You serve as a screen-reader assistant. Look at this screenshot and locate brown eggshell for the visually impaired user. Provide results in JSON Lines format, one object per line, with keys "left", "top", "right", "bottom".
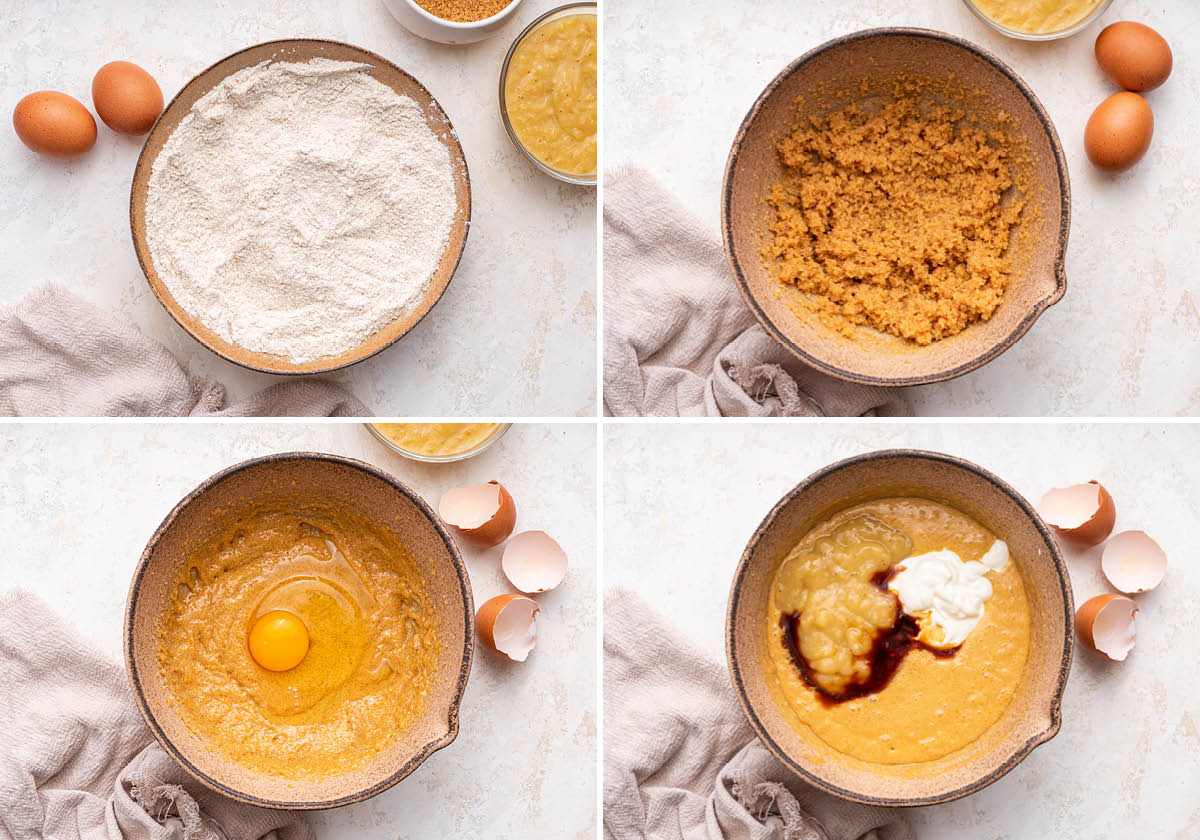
{"left": 1095, "top": 22, "right": 1173, "bottom": 93}
{"left": 1101, "top": 530, "right": 1167, "bottom": 593}
{"left": 12, "top": 91, "right": 97, "bottom": 158}
{"left": 475, "top": 593, "right": 539, "bottom": 662}
{"left": 92, "top": 60, "right": 163, "bottom": 134}
{"left": 438, "top": 480, "right": 516, "bottom": 548}
{"left": 501, "top": 530, "right": 568, "bottom": 593}
{"left": 1075, "top": 593, "right": 1137, "bottom": 661}
{"left": 1039, "top": 480, "right": 1116, "bottom": 545}
{"left": 1084, "top": 92, "right": 1153, "bottom": 173}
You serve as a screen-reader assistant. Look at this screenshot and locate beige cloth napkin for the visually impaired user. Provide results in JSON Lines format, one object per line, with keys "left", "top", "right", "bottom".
{"left": 0, "top": 286, "right": 368, "bottom": 417}
{"left": 604, "top": 588, "right": 913, "bottom": 840}
{"left": 0, "top": 590, "right": 314, "bottom": 840}
{"left": 603, "top": 167, "right": 909, "bottom": 417}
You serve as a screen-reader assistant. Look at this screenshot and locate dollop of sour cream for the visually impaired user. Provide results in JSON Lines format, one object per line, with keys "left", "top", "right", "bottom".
{"left": 887, "top": 540, "right": 1009, "bottom": 648}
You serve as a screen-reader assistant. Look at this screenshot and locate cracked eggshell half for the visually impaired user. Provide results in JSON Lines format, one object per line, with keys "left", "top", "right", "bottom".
{"left": 501, "top": 530, "right": 568, "bottom": 593}
{"left": 476, "top": 594, "right": 539, "bottom": 662}
{"left": 1101, "top": 530, "right": 1167, "bottom": 593}
{"left": 1076, "top": 593, "right": 1138, "bottom": 661}
{"left": 1039, "top": 481, "right": 1116, "bottom": 546}
{"left": 438, "top": 481, "right": 517, "bottom": 548}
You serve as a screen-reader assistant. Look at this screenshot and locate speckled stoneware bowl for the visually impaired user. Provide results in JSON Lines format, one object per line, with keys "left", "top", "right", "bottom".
{"left": 130, "top": 39, "right": 471, "bottom": 375}
{"left": 726, "top": 449, "right": 1073, "bottom": 805}
{"left": 723, "top": 28, "right": 1070, "bottom": 387}
{"left": 124, "top": 453, "right": 473, "bottom": 809}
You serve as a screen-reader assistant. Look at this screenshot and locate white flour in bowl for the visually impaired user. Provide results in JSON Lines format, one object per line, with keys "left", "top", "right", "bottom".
{"left": 145, "top": 57, "right": 458, "bottom": 364}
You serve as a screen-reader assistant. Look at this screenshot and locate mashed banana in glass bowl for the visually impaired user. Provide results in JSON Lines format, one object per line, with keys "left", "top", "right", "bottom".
{"left": 963, "top": 0, "right": 1112, "bottom": 39}
{"left": 500, "top": 3, "right": 597, "bottom": 183}
{"left": 367, "top": 422, "right": 509, "bottom": 462}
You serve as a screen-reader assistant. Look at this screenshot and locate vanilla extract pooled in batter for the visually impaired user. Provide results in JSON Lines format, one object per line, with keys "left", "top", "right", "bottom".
{"left": 766, "top": 498, "right": 1031, "bottom": 765}
{"left": 779, "top": 567, "right": 959, "bottom": 706}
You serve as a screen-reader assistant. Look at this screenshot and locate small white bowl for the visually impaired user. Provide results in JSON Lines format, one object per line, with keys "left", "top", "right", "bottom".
{"left": 382, "top": 0, "right": 524, "bottom": 45}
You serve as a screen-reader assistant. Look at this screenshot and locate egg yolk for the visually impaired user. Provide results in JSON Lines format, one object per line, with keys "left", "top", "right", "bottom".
{"left": 248, "top": 610, "right": 310, "bottom": 671}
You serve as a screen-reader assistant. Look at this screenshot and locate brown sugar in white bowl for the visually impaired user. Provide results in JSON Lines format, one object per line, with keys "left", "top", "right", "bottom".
{"left": 722, "top": 28, "right": 1070, "bottom": 387}
{"left": 129, "top": 39, "right": 471, "bottom": 376}
{"left": 726, "top": 449, "right": 1073, "bottom": 805}
{"left": 123, "top": 452, "right": 473, "bottom": 809}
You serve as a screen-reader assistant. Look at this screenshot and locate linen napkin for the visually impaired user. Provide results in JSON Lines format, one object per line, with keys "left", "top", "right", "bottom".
{"left": 603, "top": 588, "right": 913, "bottom": 840}
{"left": 0, "top": 590, "right": 314, "bottom": 840}
{"left": 0, "top": 286, "right": 368, "bottom": 417}
{"left": 603, "top": 167, "right": 909, "bottom": 417}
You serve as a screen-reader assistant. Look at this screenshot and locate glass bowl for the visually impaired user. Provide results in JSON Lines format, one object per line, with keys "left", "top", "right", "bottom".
{"left": 498, "top": 2, "right": 597, "bottom": 185}
{"left": 961, "top": 0, "right": 1114, "bottom": 41}
{"left": 365, "top": 423, "right": 512, "bottom": 463}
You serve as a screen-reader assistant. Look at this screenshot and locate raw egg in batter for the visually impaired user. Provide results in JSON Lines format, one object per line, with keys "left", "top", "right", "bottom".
{"left": 248, "top": 610, "right": 310, "bottom": 671}
{"left": 159, "top": 503, "right": 439, "bottom": 780}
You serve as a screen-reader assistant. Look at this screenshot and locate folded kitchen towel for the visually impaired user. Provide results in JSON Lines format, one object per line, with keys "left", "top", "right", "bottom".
{"left": 0, "top": 590, "right": 314, "bottom": 840}
{"left": 603, "top": 588, "right": 913, "bottom": 840}
{"left": 603, "top": 166, "right": 909, "bottom": 417}
{"left": 0, "top": 285, "right": 368, "bottom": 417}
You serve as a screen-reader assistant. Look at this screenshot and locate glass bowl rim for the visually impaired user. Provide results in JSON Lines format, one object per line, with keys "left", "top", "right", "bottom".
{"left": 959, "top": 0, "right": 1115, "bottom": 41}
{"left": 365, "top": 422, "right": 513, "bottom": 463}
{"left": 498, "top": 1, "right": 598, "bottom": 186}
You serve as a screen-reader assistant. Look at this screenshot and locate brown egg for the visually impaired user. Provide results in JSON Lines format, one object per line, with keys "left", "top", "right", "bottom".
{"left": 438, "top": 480, "right": 517, "bottom": 548}
{"left": 475, "top": 594, "right": 539, "bottom": 662}
{"left": 1076, "top": 594, "right": 1137, "bottom": 661}
{"left": 1084, "top": 92, "right": 1153, "bottom": 173}
{"left": 1039, "top": 480, "right": 1116, "bottom": 546}
{"left": 1095, "top": 22, "right": 1173, "bottom": 93}
{"left": 92, "top": 60, "right": 163, "bottom": 135}
{"left": 12, "top": 91, "right": 97, "bottom": 158}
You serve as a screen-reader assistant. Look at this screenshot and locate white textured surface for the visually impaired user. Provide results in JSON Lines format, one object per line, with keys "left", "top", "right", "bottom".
{"left": 2, "top": 0, "right": 596, "bottom": 416}
{"left": 605, "top": 422, "right": 1200, "bottom": 836}
{"left": 0, "top": 422, "right": 596, "bottom": 838}
{"left": 605, "top": 0, "right": 1200, "bottom": 417}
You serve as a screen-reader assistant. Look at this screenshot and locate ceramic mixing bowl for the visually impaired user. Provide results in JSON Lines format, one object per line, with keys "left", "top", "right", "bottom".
{"left": 726, "top": 449, "right": 1073, "bottom": 805}
{"left": 723, "top": 28, "right": 1070, "bottom": 386}
{"left": 131, "top": 39, "right": 471, "bottom": 376}
{"left": 124, "top": 452, "right": 473, "bottom": 808}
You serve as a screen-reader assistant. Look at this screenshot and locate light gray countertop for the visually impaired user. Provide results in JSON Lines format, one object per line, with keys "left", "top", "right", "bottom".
{"left": 605, "top": 0, "right": 1200, "bottom": 416}
{"left": 1, "top": 422, "right": 596, "bottom": 838}
{"left": 4, "top": 0, "right": 596, "bottom": 416}
{"left": 605, "top": 422, "right": 1199, "bottom": 837}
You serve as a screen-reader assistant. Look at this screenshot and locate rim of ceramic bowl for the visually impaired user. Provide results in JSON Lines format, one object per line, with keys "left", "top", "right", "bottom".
{"left": 721, "top": 27, "right": 1071, "bottom": 387}
{"left": 961, "top": 0, "right": 1115, "bottom": 41}
{"left": 365, "top": 422, "right": 512, "bottom": 463}
{"left": 123, "top": 451, "right": 474, "bottom": 809}
{"left": 498, "top": 2, "right": 598, "bottom": 186}
{"left": 726, "top": 448, "right": 1074, "bottom": 806}
{"left": 401, "top": 0, "right": 524, "bottom": 30}
{"left": 130, "top": 38, "right": 472, "bottom": 376}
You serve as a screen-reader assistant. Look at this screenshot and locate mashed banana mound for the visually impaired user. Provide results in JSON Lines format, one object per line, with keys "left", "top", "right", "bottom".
{"left": 762, "top": 96, "right": 1024, "bottom": 345}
